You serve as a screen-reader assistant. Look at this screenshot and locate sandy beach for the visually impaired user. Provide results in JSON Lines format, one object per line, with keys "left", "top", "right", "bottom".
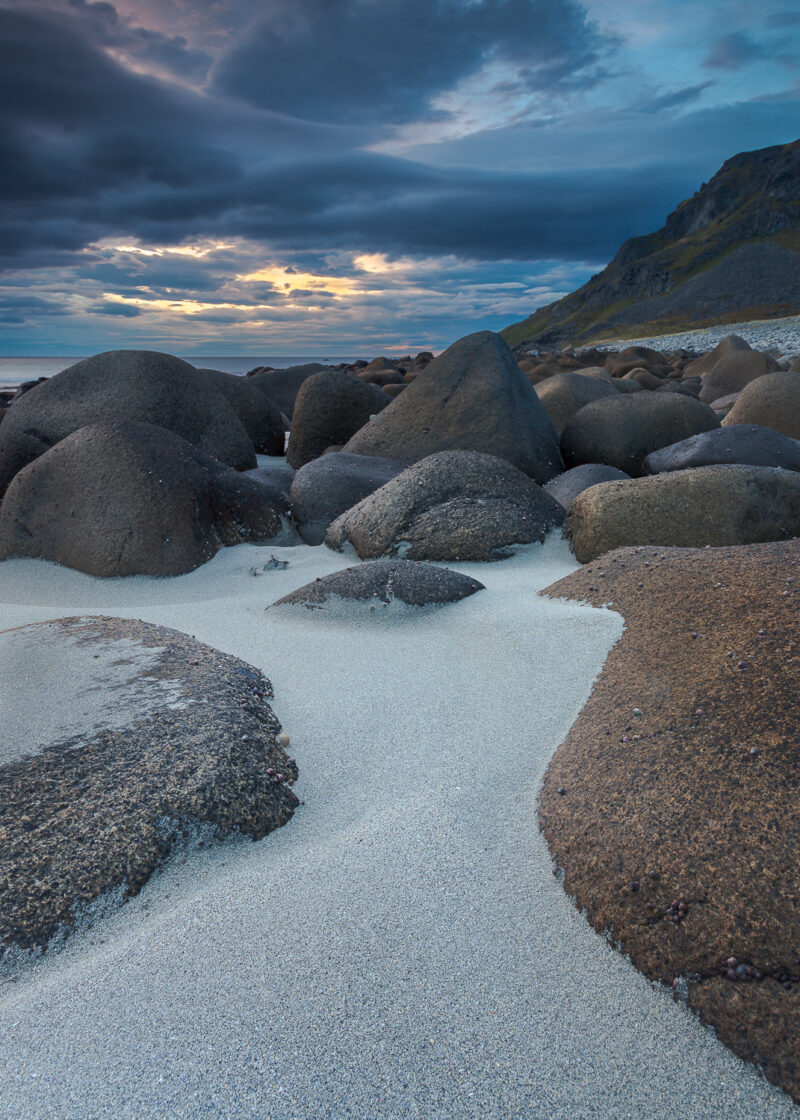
{"left": 0, "top": 533, "right": 795, "bottom": 1119}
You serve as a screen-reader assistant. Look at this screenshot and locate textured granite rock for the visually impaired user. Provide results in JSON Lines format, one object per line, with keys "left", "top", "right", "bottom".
{"left": 270, "top": 558, "right": 484, "bottom": 609}
{"left": 286, "top": 369, "right": 390, "bottom": 469}
{"left": 565, "top": 465, "right": 800, "bottom": 562}
{"left": 539, "top": 539, "right": 800, "bottom": 1102}
{"left": 0, "top": 616, "right": 298, "bottom": 955}
{"left": 326, "top": 450, "right": 565, "bottom": 562}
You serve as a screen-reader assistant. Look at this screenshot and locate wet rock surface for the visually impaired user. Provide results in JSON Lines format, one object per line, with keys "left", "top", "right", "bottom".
{"left": 539, "top": 539, "right": 800, "bottom": 1101}
{"left": 270, "top": 558, "right": 484, "bottom": 609}
{"left": 0, "top": 616, "right": 298, "bottom": 956}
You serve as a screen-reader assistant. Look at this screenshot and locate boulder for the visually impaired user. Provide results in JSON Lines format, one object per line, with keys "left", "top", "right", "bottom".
{"left": 290, "top": 452, "right": 408, "bottom": 545}
{"left": 247, "top": 363, "right": 329, "bottom": 418}
{"left": 622, "top": 368, "right": 664, "bottom": 390}
{"left": 698, "top": 350, "right": 778, "bottom": 404}
{"left": 605, "top": 346, "right": 672, "bottom": 378}
{"left": 382, "top": 383, "right": 407, "bottom": 399}
{"left": 270, "top": 558, "right": 484, "bottom": 610}
{"left": 195, "top": 368, "right": 285, "bottom": 455}
{"left": 0, "top": 421, "right": 287, "bottom": 577}
{"left": 242, "top": 463, "right": 295, "bottom": 512}
{"left": 722, "top": 371, "right": 800, "bottom": 439}
{"left": 357, "top": 366, "right": 405, "bottom": 386}
{"left": 643, "top": 425, "right": 800, "bottom": 475}
{"left": 342, "top": 331, "right": 563, "bottom": 484}
{"left": 326, "top": 450, "right": 565, "bottom": 562}
{"left": 684, "top": 334, "right": 753, "bottom": 378}
{"left": 539, "top": 539, "right": 800, "bottom": 1101}
{"left": 544, "top": 464, "right": 631, "bottom": 510}
{"left": 534, "top": 373, "right": 619, "bottom": 435}
{"left": 0, "top": 616, "right": 297, "bottom": 953}
{"left": 286, "top": 369, "right": 390, "bottom": 470}
{"left": 565, "top": 465, "right": 800, "bottom": 562}
{"left": 560, "top": 392, "right": 720, "bottom": 477}
{"left": 0, "top": 350, "right": 257, "bottom": 496}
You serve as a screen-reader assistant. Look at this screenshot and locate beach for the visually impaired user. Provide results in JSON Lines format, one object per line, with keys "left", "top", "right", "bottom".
{"left": 0, "top": 533, "right": 795, "bottom": 1119}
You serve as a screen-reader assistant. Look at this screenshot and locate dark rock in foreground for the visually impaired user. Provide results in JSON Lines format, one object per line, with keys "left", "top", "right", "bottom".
{"left": 565, "top": 465, "right": 800, "bottom": 562}
{"left": 290, "top": 452, "right": 406, "bottom": 545}
{"left": 326, "top": 450, "right": 565, "bottom": 562}
{"left": 195, "top": 367, "right": 285, "bottom": 456}
{"left": 644, "top": 425, "right": 800, "bottom": 474}
{"left": 0, "top": 421, "right": 286, "bottom": 576}
{"left": 539, "top": 539, "right": 800, "bottom": 1102}
{"left": 0, "top": 350, "right": 259, "bottom": 496}
{"left": 0, "top": 616, "right": 298, "bottom": 955}
{"left": 343, "top": 331, "right": 563, "bottom": 484}
{"left": 271, "top": 559, "right": 484, "bottom": 609}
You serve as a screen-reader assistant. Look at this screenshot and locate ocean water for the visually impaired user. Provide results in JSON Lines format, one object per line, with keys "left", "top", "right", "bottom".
{"left": 0, "top": 356, "right": 359, "bottom": 390}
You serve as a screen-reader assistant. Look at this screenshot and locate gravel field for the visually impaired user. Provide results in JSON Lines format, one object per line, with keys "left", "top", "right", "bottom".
{"left": 583, "top": 315, "right": 800, "bottom": 358}
{"left": 0, "top": 536, "right": 797, "bottom": 1119}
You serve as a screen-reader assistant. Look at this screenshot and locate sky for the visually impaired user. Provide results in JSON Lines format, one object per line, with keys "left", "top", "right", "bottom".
{"left": 1, "top": 0, "right": 799, "bottom": 356}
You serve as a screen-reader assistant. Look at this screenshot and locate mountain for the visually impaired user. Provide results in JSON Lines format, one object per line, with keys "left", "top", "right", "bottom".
{"left": 503, "top": 140, "right": 800, "bottom": 349}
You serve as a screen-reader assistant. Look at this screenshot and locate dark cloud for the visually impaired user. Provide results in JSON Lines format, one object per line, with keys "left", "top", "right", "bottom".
{"left": 703, "top": 31, "right": 766, "bottom": 71}
{"left": 212, "top": 0, "right": 610, "bottom": 125}
{"left": 640, "top": 82, "right": 714, "bottom": 114}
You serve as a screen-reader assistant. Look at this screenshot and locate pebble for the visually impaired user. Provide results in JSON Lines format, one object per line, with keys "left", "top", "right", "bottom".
{"left": 581, "top": 315, "right": 800, "bottom": 356}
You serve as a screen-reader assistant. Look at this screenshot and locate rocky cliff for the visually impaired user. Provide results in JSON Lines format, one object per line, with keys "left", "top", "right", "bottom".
{"left": 503, "top": 140, "right": 800, "bottom": 348}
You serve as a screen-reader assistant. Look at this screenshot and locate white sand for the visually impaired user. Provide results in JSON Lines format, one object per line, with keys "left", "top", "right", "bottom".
{"left": 0, "top": 537, "right": 795, "bottom": 1119}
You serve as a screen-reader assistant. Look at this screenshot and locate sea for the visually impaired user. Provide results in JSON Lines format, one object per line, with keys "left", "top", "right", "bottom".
{"left": 0, "top": 356, "right": 360, "bottom": 390}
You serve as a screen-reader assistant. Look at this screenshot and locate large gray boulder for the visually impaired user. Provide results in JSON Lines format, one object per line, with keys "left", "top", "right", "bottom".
{"left": 326, "top": 450, "right": 565, "bottom": 562}
{"left": 195, "top": 368, "right": 285, "bottom": 455}
{"left": 247, "top": 363, "right": 329, "bottom": 418}
{"left": 0, "top": 350, "right": 257, "bottom": 495}
{"left": 560, "top": 392, "right": 720, "bottom": 476}
{"left": 271, "top": 559, "right": 484, "bottom": 610}
{"left": 565, "top": 465, "right": 800, "bottom": 563}
{"left": 342, "top": 331, "right": 563, "bottom": 484}
{"left": 643, "top": 425, "right": 800, "bottom": 474}
{"left": 722, "top": 371, "right": 800, "bottom": 439}
{"left": 0, "top": 421, "right": 287, "bottom": 577}
{"left": 242, "top": 463, "right": 295, "bottom": 512}
{"left": 290, "top": 452, "right": 406, "bottom": 545}
{"left": 286, "top": 369, "right": 390, "bottom": 469}
{"left": 534, "top": 372, "right": 619, "bottom": 435}
{"left": 0, "top": 616, "right": 297, "bottom": 953}
{"left": 544, "top": 464, "right": 631, "bottom": 510}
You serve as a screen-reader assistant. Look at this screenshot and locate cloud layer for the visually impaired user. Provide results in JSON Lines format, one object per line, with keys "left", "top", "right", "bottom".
{"left": 1, "top": 0, "right": 799, "bottom": 353}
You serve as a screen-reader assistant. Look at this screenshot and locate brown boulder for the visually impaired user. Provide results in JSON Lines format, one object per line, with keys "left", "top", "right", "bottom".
{"left": 539, "top": 539, "right": 800, "bottom": 1101}
{"left": 722, "top": 371, "right": 800, "bottom": 439}
{"left": 534, "top": 372, "right": 619, "bottom": 435}
{"left": 565, "top": 465, "right": 800, "bottom": 562}
{"left": 698, "top": 350, "right": 778, "bottom": 404}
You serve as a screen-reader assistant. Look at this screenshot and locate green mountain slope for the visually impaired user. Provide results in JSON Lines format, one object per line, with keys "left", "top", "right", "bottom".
{"left": 503, "top": 140, "right": 800, "bottom": 348}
